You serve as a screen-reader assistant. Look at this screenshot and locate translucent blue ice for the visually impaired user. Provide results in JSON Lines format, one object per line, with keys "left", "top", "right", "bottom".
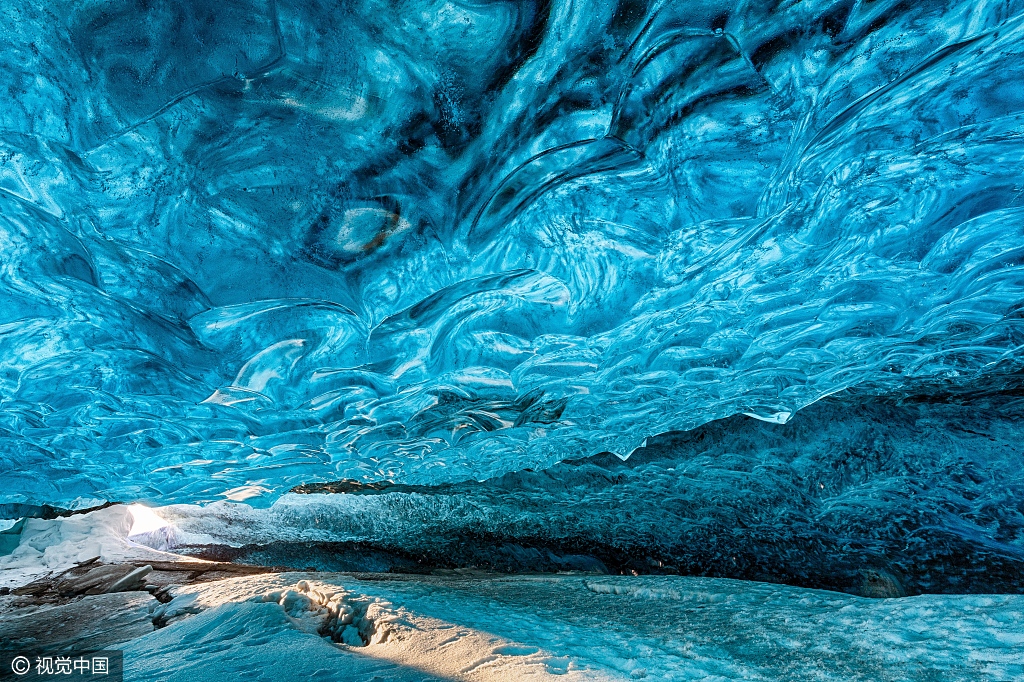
{"left": 2, "top": 0, "right": 1024, "bottom": 507}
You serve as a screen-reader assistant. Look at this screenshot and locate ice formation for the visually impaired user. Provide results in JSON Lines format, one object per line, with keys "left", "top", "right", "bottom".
{"left": 2, "top": 0, "right": 1024, "bottom": 591}
{"left": 147, "top": 396, "right": 1024, "bottom": 595}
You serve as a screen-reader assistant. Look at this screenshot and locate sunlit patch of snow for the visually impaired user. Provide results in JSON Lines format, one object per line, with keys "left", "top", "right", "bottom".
{"left": 0, "top": 505, "right": 200, "bottom": 589}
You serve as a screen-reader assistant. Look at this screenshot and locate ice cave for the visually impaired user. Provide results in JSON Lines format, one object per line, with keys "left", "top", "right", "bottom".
{"left": 1, "top": 0, "right": 1023, "bottom": 679}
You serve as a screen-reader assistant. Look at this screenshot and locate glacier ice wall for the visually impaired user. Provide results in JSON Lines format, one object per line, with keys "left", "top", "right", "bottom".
{"left": 2, "top": 0, "right": 1024, "bottom": 507}
{"left": 154, "top": 392, "right": 1024, "bottom": 594}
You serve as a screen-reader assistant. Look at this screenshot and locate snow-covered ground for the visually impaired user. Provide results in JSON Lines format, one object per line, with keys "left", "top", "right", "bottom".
{"left": 3, "top": 505, "right": 1023, "bottom": 681}
{"left": 128, "top": 572, "right": 1024, "bottom": 682}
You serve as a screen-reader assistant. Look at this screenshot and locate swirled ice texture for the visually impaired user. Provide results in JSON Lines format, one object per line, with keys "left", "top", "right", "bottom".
{"left": 3, "top": 0, "right": 1024, "bottom": 517}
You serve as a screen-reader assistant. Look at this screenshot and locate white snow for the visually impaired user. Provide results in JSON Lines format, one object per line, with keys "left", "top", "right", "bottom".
{"left": 0, "top": 505, "right": 206, "bottom": 589}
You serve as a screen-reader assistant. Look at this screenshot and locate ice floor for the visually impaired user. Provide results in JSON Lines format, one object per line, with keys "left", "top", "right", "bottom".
{"left": 124, "top": 573, "right": 1024, "bottom": 682}
{"left": 2, "top": 506, "right": 1023, "bottom": 681}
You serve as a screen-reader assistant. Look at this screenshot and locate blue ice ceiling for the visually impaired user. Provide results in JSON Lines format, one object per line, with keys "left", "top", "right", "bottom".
{"left": 2, "top": 0, "right": 1024, "bottom": 507}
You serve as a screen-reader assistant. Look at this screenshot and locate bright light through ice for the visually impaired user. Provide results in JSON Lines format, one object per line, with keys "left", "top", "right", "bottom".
{"left": 127, "top": 504, "right": 169, "bottom": 538}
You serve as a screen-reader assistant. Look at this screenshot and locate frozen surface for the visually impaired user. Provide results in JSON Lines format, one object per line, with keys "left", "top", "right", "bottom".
{"left": 0, "top": 592, "right": 157, "bottom": 652}
{"left": 3, "top": 0, "right": 1024, "bottom": 510}
{"left": 127, "top": 572, "right": 1024, "bottom": 681}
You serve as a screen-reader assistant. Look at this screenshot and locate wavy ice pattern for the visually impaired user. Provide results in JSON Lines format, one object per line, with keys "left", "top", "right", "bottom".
{"left": 2, "top": 0, "right": 1024, "bottom": 507}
